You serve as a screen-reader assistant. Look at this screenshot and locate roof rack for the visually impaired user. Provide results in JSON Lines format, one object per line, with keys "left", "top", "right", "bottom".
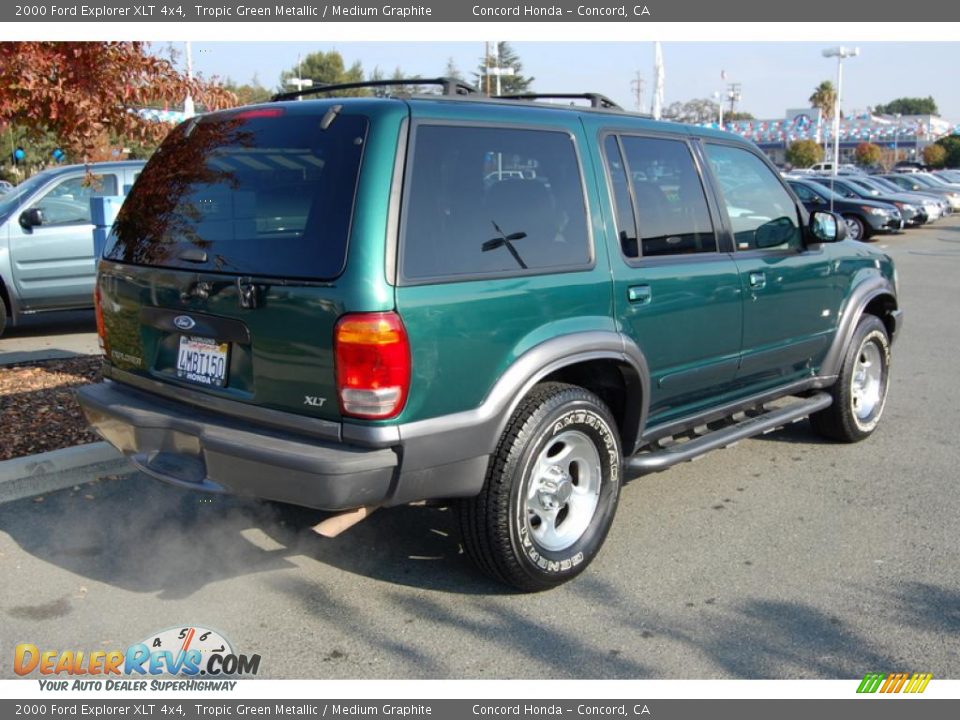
{"left": 272, "top": 77, "right": 478, "bottom": 102}
{"left": 495, "top": 93, "right": 624, "bottom": 110}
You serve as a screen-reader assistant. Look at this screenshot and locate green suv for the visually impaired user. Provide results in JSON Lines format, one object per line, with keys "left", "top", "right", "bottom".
{"left": 77, "top": 80, "right": 900, "bottom": 591}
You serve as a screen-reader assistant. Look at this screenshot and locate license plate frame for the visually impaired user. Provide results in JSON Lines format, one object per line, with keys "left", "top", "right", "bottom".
{"left": 176, "top": 336, "right": 230, "bottom": 388}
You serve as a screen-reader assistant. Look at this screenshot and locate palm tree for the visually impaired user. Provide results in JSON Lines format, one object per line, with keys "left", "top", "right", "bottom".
{"left": 809, "top": 80, "right": 837, "bottom": 121}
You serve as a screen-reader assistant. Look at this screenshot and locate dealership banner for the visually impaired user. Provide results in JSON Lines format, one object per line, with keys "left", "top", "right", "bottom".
{"left": 3, "top": 0, "right": 960, "bottom": 23}
{"left": 0, "top": 699, "right": 958, "bottom": 719}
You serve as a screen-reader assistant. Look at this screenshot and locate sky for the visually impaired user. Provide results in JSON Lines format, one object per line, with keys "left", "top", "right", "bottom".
{"left": 178, "top": 41, "right": 960, "bottom": 122}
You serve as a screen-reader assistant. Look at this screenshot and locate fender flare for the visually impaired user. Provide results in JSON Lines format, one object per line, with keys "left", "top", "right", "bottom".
{"left": 396, "top": 330, "right": 651, "bottom": 473}
{"left": 820, "top": 274, "right": 898, "bottom": 379}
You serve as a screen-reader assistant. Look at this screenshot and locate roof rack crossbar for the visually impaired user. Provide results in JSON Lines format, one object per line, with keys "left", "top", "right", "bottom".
{"left": 272, "top": 77, "right": 478, "bottom": 102}
{"left": 496, "top": 93, "right": 624, "bottom": 110}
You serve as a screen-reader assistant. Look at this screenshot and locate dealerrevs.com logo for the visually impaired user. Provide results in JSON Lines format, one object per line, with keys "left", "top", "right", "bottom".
{"left": 15, "top": 626, "right": 260, "bottom": 691}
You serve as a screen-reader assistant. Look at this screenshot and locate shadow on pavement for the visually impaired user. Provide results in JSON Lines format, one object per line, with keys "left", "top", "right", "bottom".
{"left": 2, "top": 310, "right": 95, "bottom": 338}
{"left": 0, "top": 472, "right": 503, "bottom": 601}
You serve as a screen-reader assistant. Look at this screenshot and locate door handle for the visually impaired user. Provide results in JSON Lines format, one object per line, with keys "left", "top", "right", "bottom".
{"left": 628, "top": 285, "right": 652, "bottom": 304}
{"left": 748, "top": 272, "right": 766, "bottom": 290}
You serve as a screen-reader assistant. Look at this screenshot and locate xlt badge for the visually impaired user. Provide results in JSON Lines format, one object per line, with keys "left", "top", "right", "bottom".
{"left": 304, "top": 396, "right": 327, "bottom": 407}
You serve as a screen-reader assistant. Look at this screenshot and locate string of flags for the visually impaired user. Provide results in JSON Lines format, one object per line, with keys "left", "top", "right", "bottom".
{"left": 703, "top": 116, "right": 953, "bottom": 145}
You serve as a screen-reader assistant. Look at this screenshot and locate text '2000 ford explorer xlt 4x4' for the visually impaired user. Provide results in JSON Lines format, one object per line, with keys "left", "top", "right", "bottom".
{"left": 78, "top": 79, "right": 900, "bottom": 591}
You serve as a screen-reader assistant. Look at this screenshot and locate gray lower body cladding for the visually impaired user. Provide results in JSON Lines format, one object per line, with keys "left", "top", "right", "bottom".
{"left": 76, "top": 380, "right": 488, "bottom": 511}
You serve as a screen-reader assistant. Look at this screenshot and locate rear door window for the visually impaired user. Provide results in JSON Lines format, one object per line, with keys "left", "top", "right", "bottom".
{"left": 401, "top": 124, "right": 591, "bottom": 281}
{"left": 107, "top": 110, "right": 368, "bottom": 279}
{"left": 614, "top": 136, "right": 717, "bottom": 258}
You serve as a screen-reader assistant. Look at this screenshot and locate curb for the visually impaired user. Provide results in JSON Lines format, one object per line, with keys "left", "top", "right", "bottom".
{"left": 0, "top": 442, "right": 134, "bottom": 504}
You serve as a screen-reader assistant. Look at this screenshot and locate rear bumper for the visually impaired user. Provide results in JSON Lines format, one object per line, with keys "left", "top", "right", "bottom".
{"left": 77, "top": 380, "right": 399, "bottom": 511}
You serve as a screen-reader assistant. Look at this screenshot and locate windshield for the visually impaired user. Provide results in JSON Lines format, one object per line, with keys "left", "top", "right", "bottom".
{"left": 872, "top": 177, "right": 900, "bottom": 192}
{"left": 910, "top": 175, "right": 940, "bottom": 188}
{"left": 867, "top": 178, "right": 905, "bottom": 195}
{"left": 846, "top": 178, "right": 881, "bottom": 196}
{"left": 885, "top": 176, "right": 916, "bottom": 190}
{"left": 815, "top": 178, "right": 858, "bottom": 198}
{"left": 108, "top": 109, "right": 368, "bottom": 280}
{"left": 920, "top": 174, "right": 956, "bottom": 187}
{"left": 0, "top": 170, "right": 57, "bottom": 220}
{"left": 801, "top": 181, "right": 844, "bottom": 201}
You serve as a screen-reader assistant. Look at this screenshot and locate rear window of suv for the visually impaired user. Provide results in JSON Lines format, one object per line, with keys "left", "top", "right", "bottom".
{"left": 107, "top": 109, "right": 368, "bottom": 279}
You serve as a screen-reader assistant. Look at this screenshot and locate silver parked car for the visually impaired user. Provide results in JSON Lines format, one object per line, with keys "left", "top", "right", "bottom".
{"left": 0, "top": 161, "right": 144, "bottom": 336}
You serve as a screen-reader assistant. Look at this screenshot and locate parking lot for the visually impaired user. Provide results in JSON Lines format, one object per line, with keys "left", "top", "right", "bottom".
{"left": 1, "top": 218, "right": 958, "bottom": 680}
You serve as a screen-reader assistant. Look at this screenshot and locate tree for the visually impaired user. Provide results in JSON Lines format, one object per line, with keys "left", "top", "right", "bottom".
{"left": 854, "top": 142, "right": 882, "bottom": 167}
{"left": 476, "top": 42, "right": 534, "bottom": 96}
{"left": 0, "top": 42, "right": 234, "bottom": 163}
{"left": 223, "top": 74, "right": 272, "bottom": 105}
{"left": 934, "top": 136, "right": 960, "bottom": 168}
{"left": 809, "top": 81, "right": 837, "bottom": 122}
{"left": 663, "top": 98, "right": 719, "bottom": 124}
{"left": 923, "top": 144, "right": 947, "bottom": 168}
{"left": 4, "top": 124, "right": 61, "bottom": 173}
{"left": 786, "top": 139, "right": 824, "bottom": 168}
{"left": 726, "top": 111, "right": 755, "bottom": 121}
{"left": 873, "top": 97, "right": 939, "bottom": 116}
{"left": 279, "top": 51, "right": 364, "bottom": 96}
{"left": 445, "top": 57, "right": 465, "bottom": 82}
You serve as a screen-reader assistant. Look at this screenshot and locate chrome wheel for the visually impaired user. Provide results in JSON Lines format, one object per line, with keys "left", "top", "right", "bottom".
{"left": 851, "top": 340, "right": 883, "bottom": 421}
{"left": 844, "top": 215, "right": 864, "bottom": 241}
{"left": 524, "top": 430, "right": 601, "bottom": 552}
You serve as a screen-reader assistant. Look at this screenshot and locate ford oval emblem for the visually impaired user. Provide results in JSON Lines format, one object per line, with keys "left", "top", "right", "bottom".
{"left": 174, "top": 315, "right": 196, "bottom": 331}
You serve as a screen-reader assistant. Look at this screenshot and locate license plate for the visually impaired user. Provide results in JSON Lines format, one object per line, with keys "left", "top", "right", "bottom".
{"left": 176, "top": 336, "right": 229, "bottom": 388}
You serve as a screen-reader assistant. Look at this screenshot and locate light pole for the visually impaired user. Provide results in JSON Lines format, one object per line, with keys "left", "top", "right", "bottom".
{"left": 893, "top": 112, "right": 901, "bottom": 165}
{"left": 822, "top": 46, "right": 859, "bottom": 176}
{"left": 183, "top": 41, "right": 195, "bottom": 119}
{"left": 713, "top": 91, "right": 724, "bottom": 128}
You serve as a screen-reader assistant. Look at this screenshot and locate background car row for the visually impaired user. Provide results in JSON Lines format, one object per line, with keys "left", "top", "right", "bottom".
{"left": 785, "top": 167, "right": 959, "bottom": 241}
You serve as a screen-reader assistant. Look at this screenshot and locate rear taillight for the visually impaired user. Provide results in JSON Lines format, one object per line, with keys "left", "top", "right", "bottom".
{"left": 334, "top": 312, "right": 410, "bottom": 419}
{"left": 94, "top": 282, "right": 110, "bottom": 356}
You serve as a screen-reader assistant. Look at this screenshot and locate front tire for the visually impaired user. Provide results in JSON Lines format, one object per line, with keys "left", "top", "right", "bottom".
{"left": 842, "top": 214, "right": 869, "bottom": 242}
{"left": 459, "top": 382, "right": 622, "bottom": 592}
{"left": 811, "top": 314, "right": 891, "bottom": 442}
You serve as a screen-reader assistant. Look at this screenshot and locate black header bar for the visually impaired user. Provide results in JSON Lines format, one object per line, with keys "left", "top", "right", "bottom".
{"left": 2, "top": 0, "right": 954, "bottom": 23}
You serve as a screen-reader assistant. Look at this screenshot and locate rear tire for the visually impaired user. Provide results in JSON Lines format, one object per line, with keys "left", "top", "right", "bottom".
{"left": 458, "top": 382, "right": 622, "bottom": 592}
{"left": 811, "top": 314, "right": 891, "bottom": 443}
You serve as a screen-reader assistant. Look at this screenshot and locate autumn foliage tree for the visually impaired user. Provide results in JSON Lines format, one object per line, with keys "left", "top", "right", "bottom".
{"left": 785, "top": 139, "right": 824, "bottom": 168}
{"left": 854, "top": 142, "right": 882, "bottom": 167}
{"left": 922, "top": 144, "right": 947, "bottom": 169}
{"left": 0, "top": 42, "right": 235, "bottom": 163}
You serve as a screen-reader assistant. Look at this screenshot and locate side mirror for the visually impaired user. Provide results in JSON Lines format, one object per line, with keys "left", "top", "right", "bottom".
{"left": 19, "top": 208, "right": 43, "bottom": 229}
{"left": 810, "top": 210, "right": 846, "bottom": 243}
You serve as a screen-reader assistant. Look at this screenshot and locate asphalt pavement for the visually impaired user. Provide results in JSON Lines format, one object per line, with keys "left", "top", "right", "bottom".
{"left": 1, "top": 220, "right": 958, "bottom": 679}
{"left": 0, "top": 309, "right": 99, "bottom": 365}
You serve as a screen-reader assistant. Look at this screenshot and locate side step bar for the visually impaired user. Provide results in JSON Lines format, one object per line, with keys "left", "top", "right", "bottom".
{"left": 626, "top": 392, "right": 833, "bottom": 477}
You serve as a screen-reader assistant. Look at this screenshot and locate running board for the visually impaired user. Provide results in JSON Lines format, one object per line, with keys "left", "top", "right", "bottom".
{"left": 626, "top": 392, "right": 833, "bottom": 477}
